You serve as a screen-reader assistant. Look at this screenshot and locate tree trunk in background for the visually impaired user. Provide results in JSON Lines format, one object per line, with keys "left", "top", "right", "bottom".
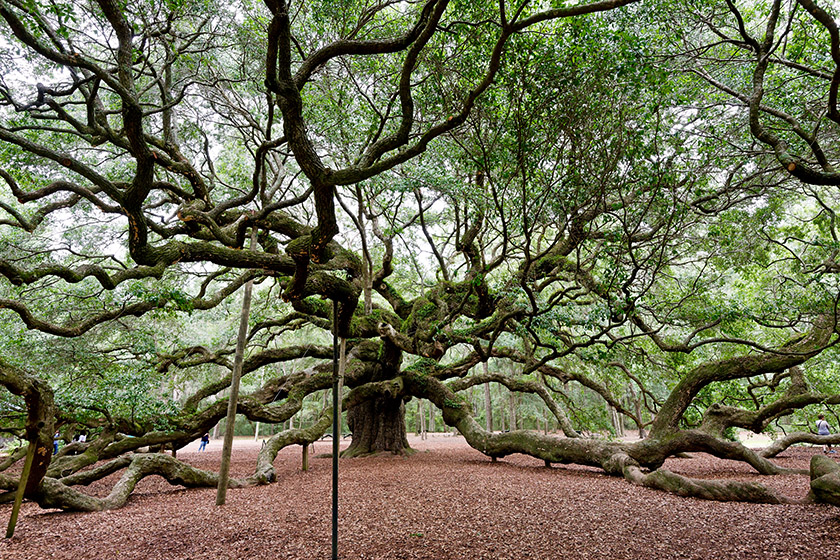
{"left": 627, "top": 384, "right": 646, "bottom": 439}
{"left": 611, "top": 406, "right": 625, "bottom": 436}
{"left": 483, "top": 363, "right": 493, "bottom": 432}
{"left": 212, "top": 390, "right": 224, "bottom": 439}
{"left": 428, "top": 403, "right": 435, "bottom": 433}
{"left": 417, "top": 400, "right": 427, "bottom": 439}
{"left": 421, "top": 401, "right": 427, "bottom": 440}
{"left": 636, "top": 398, "right": 646, "bottom": 439}
{"left": 509, "top": 393, "right": 517, "bottom": 431}
{"left": 343, "top": 396, "right": 410, "bottom": 456}
{"left": 484, "top": 383, "right": 493, "bottom": 432}
{"left": 499, "top": 403, "right": 506, "bottom": 431}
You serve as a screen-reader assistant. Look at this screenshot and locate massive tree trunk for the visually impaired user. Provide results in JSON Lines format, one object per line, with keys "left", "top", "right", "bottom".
{"left": 0, "top": 359, "right": 55, "bottom": 498}
{"left": 342, "top": 338, "right": 411, "bottom": 456}
{"left": 343, "top": 396, "right": 410, "bottom": 457}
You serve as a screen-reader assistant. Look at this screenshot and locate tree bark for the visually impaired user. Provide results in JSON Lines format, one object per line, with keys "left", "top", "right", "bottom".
{"left": 809, "top": 454, "right": 840, "bottom": 506}
{"left": 611, "top": 405, "right": 624, "bottom": 436}
{"left": 0, "top": 359, "right": 55, "bottom": 498}
{"left": 343, "top": 396, "right": 410, "bottom": 456}
{"left": 483, "top": 365, "right": 493, "bottom": 432}
{"left": 509, "top": 393, "right": 516, "bottom": 431}
{"left": 418, "top": 400, "right": 426, "bottom": 440}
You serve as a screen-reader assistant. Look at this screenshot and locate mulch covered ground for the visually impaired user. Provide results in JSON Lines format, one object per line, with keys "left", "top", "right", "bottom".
{"left": 2, "top": 435, "right": 839, "bottom": 559}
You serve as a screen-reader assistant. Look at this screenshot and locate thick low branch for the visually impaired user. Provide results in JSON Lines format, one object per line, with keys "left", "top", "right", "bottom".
{"left": 626, "top": 465, "right": 795, "bottom": 504}
{"left": 810, "top": 454, "right": 840, "bottom": 506}
{"left": 650, "top": 315, "right": 836, "bottom": 436}
{"left": 760, "top": 432, "right": 840, "bottom": 458}
{"left": 36, "top": 453, "right": 234, "bottom": 512}
{"left": 403, "top": 368, "right": 805, "bottom": 505}
{"left": 244, "top": 413, "right": 332, "bottom": 485}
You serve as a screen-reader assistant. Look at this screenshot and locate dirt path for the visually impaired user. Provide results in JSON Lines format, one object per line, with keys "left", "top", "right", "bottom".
{"left": 2, "top": 435, "right": 839, "bottom": 559}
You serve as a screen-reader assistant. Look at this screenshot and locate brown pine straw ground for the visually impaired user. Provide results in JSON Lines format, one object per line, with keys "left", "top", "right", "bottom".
{"left": 2, "top": 434, "right": 840, "bottom": 560}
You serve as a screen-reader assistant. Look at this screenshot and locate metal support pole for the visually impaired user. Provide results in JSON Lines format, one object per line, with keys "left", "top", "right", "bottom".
{"left": 332, "top": 299, "right": 339, "bottom": 560}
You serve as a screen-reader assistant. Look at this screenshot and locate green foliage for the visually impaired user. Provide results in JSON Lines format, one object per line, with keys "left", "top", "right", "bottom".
{"left": 128, "top": 284, "right": 194, "bottom": 313}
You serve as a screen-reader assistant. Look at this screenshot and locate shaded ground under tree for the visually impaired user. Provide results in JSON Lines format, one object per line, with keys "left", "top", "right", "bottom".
{"left": 2, "top": 436, "right": 839, "bottom": 560}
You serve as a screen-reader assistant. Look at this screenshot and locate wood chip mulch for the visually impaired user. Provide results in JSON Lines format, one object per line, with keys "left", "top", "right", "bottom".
{"left": 2, "top": 436, "right": 839, "bottom": 559}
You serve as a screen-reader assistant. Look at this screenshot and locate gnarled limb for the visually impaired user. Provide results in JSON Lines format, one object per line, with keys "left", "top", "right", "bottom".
{"left": 404, "top": 368, "right": 812, "bottom": 505}
{"left": 0, "top": 359, "right": 55, "bottom": 497}
{"left": 46, "top": 429, "right": 118, "bottom": 478}
{"left": 402, "top": 367, "right": 627, "bottom": 469}
{"left": 36, "top": 453, "right": 232, "bottom": 512}
{"left": 649, "top": 315, "right": 836, "bottom": 437}
{"left": 245, "top": 413, "right": 332, "bottom": 485}
{"left": 760, "top": 432, "right": 840, "bottom": 458}
{"left": 25, "top": 416, "right": 332, "bottom": 512}
{"left": 0, "top": 445, "right": 27, "bottom": 472}
{"left": 809, "top": 454, "right": 840, "bottom": 506}
{"left": 625, "top": 466, "right": 795, "bottom": 504}
{"left": 55, "top": 455, "right": 134, "bottom": 487}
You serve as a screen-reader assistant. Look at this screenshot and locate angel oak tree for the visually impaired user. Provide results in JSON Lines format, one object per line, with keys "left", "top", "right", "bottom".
{"left": 2, "top": 0, "right": 840, "bottom": 513}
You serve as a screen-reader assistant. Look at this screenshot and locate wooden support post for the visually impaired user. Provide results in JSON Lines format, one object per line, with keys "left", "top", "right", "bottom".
{"left": 302, "top": 443, "right": 309, "bottom": 472}
{"left": 6, "top": 442, "right": 36, "bottom": 539}
{"left": 216, "top": 228, "right": 257, "bottom": 506}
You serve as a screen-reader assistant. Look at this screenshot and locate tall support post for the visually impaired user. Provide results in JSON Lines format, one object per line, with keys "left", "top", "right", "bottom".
{"left": 216, "top": 228, "right": 257, "bottom": 506}
{"left": 5, "top": 441, "right": 36, "bottom": 538}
